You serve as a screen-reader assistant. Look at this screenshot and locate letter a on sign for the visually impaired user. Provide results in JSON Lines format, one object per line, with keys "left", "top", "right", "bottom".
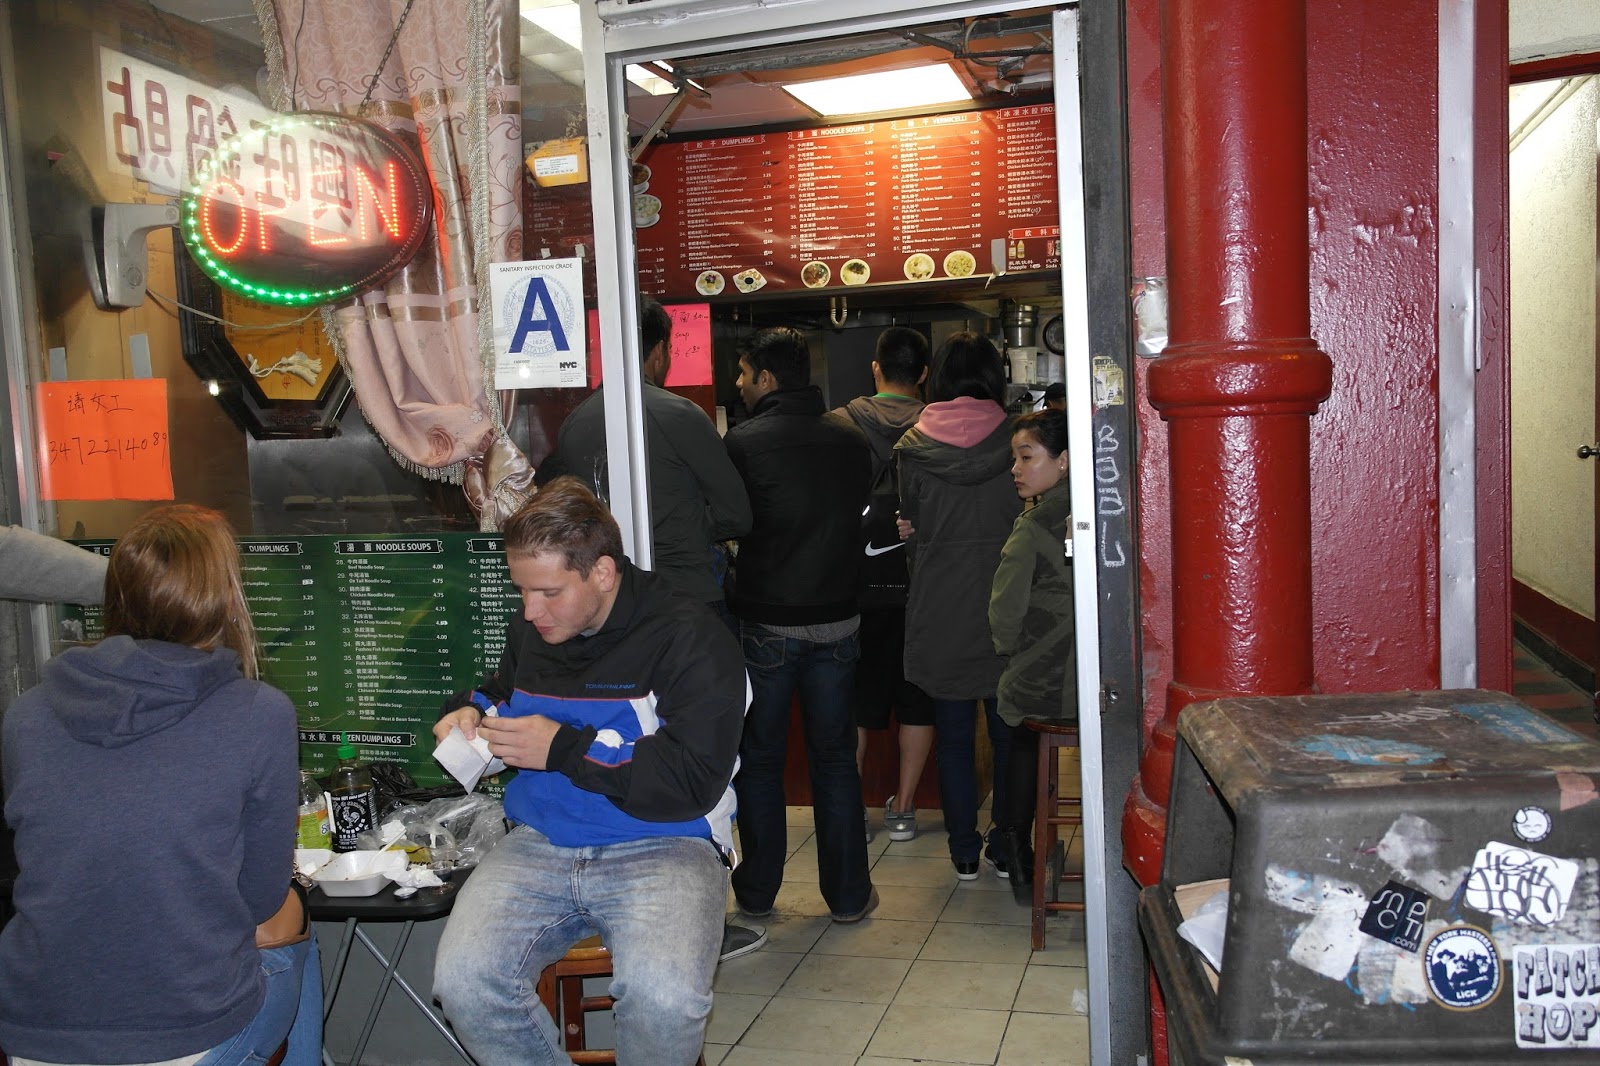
{"left": 489, "top": 258, "right": 586, "bottom": 388}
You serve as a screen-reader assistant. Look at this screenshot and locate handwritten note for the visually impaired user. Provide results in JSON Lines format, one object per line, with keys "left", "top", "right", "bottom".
{"left": 586, "top": 303, "right": 713, "bottom": 387}
{"left": 37, "top": 379, "right": 174, "bottom": 501}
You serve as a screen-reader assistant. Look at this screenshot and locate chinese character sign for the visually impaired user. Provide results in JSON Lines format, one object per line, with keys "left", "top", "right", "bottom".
{"left": 37, "top": 380, "right": 174, "bottom": 501}
{"left": 490, "top": 259, "right": 586, "bottom": 389}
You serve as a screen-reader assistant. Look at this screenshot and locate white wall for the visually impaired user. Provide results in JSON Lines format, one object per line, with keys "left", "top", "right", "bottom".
{"left": 1509, "top": 77, "right": 1597, "bottom": 619}
{"left": 1511, "top": 0, "right": 1600, "bottom": 64}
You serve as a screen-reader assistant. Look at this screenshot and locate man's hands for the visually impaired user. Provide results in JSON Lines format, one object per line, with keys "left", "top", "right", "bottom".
{"left": 432, "top": 705, "right": 562, "bottom": 771}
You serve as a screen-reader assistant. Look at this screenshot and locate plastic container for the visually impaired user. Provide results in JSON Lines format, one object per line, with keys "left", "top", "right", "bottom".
{"left": 1140, "top": 689, "right": 1600, "bottom": 1064}
{"left": 328, "top": 733, "right": 378, "bottom": 853}
{"left": 296, "top": 770, "right": 332, "bottom": 850}
{"left": 311, "top": 850, "right": 407, "bottom": 897}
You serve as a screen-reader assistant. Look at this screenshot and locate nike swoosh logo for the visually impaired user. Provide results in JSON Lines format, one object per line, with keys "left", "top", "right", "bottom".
{"left": 864, "top": 543, "right": 904, "bottom": 556}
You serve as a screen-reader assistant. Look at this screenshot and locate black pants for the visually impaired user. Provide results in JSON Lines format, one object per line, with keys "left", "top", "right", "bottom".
{"left": 994, "top": 721, "right": 1040, "bottom": 841}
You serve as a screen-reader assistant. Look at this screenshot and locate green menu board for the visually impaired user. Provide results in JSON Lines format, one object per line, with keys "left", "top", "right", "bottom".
{"left": 63, "top": 534, "right": 518, "bottom": 788}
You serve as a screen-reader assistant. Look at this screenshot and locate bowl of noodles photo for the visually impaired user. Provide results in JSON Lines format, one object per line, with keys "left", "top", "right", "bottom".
{"left": 903, "top": 253, "right": 935, "bottom": 282}
{"left": 943, "top": 250, "right": 976, "bottom": 278}
{"left": 840, "top": 258, "right": 871, "bottom": 286}
{"left": 801, "top": 261, "right": 831, "bottom": 288}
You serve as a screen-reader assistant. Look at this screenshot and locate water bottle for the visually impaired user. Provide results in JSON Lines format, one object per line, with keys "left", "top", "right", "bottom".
{"left": 296, "top": 770, "right": 332, "bottom": 850}
{"left": 328, "top": 733, "right": 378, "bottom": 852}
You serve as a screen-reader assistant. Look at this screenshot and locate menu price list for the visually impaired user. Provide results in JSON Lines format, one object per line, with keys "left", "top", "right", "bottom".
{"left": 633, "top": 103, "right": 1060, "bottom": 300}
{"left": 61, "top": 534, "right": 518, "bottom": 790}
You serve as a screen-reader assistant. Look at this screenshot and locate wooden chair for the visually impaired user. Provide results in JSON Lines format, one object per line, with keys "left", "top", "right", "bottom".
{"left": 1026, "top": 717, "right": 1086, "bottom": 950}
{"left": 535, "top": 937, "right": 706, "bottom": 1065}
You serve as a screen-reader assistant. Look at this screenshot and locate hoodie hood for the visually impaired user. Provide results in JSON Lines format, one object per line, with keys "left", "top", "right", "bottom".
{"left": 43, "top": 635, "right": 245, "bottom": 747}
{"left": 836, "top": 393, "right": 924, "bottom": 469}
{"left": 895, "top": 398, "right": 1013, "bottom": 486}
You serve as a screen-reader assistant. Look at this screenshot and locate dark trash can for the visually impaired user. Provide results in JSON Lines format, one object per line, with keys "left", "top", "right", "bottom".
{"left": 1139, "top": 689, "right": 1600, "bottom": 1064}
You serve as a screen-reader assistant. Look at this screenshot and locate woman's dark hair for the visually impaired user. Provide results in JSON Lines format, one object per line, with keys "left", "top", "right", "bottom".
{"left": 1013, "top": 408, "right": 1068, "bottom": 457}
{"left": 103, "top": 504, "right": 259, "bottom": 678}
{"left": 502, "top": 476, "right": 625, "bottom": 578}
{"left": 927, "top": 331, "right": 1005, "bottom": 403}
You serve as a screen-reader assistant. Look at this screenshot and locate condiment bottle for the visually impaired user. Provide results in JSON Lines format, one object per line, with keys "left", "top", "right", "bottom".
{"left": 296, "top": 769, "right": 332, "bottom": 850}
{"left": 328, "top": 733, "right": 378, "bottom": 852}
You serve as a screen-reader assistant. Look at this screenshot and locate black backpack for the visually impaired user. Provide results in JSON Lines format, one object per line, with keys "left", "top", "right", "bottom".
{"left": 858, "top": 455, "right": 909, "bottom": 609}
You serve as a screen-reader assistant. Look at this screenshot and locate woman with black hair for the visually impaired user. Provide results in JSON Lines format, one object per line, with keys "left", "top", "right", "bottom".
{"left": 894, "top": 331, "right": 1022, "bottom": 881}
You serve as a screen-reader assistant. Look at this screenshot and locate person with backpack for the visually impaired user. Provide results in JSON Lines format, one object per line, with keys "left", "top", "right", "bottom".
{"left": 830, "top": 326, "right": 935, "bottom": 843}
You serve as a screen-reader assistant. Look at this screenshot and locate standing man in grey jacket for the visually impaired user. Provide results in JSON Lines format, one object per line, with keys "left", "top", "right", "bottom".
{"left": 550, "top": 297, "right": 751, "bottom": 623}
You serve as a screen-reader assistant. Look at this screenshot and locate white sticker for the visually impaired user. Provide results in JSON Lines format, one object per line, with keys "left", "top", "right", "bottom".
{"left": 1464, "top": 841, "right": 1580, "bottom": 927}
{"left": 1514, "top": 944, "right": 1600, "bottom": 1048}
{"left": 1514, "top": 805, "right": 1553, "bottom": 843}
{"left": 489, "top": 259, "right": 587, "bottom": 390}
{"left": 1288, "top": 884, "right": 1367, "bottom": 980}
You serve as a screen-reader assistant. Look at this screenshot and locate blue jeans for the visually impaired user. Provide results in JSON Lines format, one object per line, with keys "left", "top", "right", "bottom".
{"left": 434, "top": 825, "right": 726, "bottom": 1066}
{"left": 731, "top": 625, "right": 872, "bottom": 916}
{"left": 192, "top": 938, "right": 315, "bottom": 1066}
{"left": 933, "top": 697, "right": 1009, "bottom": 863}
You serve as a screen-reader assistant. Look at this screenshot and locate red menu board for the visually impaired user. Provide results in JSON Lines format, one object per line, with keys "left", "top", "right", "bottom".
{"left": 626, "top": 103, "right": 1060, "bottom": 300}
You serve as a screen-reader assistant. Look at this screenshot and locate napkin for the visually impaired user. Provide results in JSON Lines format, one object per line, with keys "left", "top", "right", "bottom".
{"left": 434, "top": 724, "right": 505, "bottom": 793}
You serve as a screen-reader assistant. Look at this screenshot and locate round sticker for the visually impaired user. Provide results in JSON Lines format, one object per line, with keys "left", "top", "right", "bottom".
{"left": 1512, "top": 805, "right": 1552, "bottom": 843}
{"left": 1423, "top": 925, "right": 1501, "bottom": 1010}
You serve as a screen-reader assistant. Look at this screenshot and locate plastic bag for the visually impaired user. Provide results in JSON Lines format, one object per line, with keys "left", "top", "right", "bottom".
{"left": 354, "top": 793, "right": 506, "bottom": 871}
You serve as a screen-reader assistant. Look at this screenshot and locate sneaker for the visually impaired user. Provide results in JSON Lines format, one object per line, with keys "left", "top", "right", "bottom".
{"left": 884, "top": 796, "right": 917, "bottom": 842}
{"left": 953, "top": 859, "right": 980, "bottom": 881}
{"left": 831, "top": 887, "right": 880, "bottom": 923}
{"left": 719, "top": 922, "right": 767, "bottom": 962}
{"left": 985, "top": 848, "right": 1011, "bottom": 879}
{"left": 864, "top": 806, "right": 874, "bottom": 844}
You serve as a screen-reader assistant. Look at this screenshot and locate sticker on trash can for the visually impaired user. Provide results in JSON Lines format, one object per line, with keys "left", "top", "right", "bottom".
{"left": 1464, "top": 841, "right": 1579, "bottom": 927}
{"left": 1514, "top": 944, "right": 1600, "bottom": 1048}
{"left": 1424, "top": 925, "right": 1502, "bottom": 1010}
{"left": 1513, "top": 805, "right": 1553, "bottom": 843}
{"left": 1360, "top": 880, "right": 1429, "bottom": 952}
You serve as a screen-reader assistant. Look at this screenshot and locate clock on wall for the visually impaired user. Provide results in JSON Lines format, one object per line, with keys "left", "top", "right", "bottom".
{"left": 1042, "top": 314, "right": 1065, "bottom": 355}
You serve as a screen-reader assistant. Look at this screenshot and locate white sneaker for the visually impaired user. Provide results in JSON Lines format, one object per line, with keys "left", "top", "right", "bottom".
{"left": 863, "top": 806, "right": 874, "bottom": 843}
{"left": 884, "top": 796, "right": 917, "bottom": 842}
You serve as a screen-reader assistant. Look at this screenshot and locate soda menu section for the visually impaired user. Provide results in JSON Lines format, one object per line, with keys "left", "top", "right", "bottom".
{"left": 63, "top": 534, "right": 517, "bottom": 790}
{"left": 621, "top": 103, "right": 1060, "bottom": 300}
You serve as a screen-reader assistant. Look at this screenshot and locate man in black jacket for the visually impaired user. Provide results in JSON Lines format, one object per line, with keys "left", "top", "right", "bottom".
{"left": 725, "top": 327, "right": 878, "bottom": 922}
{"left": 432, "top": 478, "right": 748, "bottom": 1065}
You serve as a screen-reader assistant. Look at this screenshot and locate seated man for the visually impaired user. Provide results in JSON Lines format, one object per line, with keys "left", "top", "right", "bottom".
{"left": 432, "top": 478, "right": 747, "bottom": 1066}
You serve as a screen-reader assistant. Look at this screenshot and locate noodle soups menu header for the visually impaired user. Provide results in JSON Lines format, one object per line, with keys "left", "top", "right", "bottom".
{"left": 629, "top": 104, "right": 1061, "bottom": 300}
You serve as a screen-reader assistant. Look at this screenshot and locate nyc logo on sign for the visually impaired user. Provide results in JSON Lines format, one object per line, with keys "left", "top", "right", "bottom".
{"left": 490, "top": 259, "right": 586, "bottom": 389}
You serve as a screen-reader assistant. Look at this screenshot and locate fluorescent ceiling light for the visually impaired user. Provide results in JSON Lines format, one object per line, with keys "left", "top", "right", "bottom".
{"left": 520, "top": 0, "right": 675, "bottom": 95}
{"left": 782, "top": 64, "right": 972, "bottom": 118}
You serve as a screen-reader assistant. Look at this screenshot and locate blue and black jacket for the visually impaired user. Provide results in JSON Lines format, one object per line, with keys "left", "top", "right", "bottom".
{"left": 450, "top": 561, "right": 747, "bottom": 857}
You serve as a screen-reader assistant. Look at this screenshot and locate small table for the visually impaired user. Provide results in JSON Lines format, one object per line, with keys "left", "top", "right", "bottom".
{"left": 309, "top": 872, "right": 473, "bottom": 1066}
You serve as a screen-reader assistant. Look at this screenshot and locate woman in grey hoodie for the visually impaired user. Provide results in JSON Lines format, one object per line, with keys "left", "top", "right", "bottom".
{"left": 895, "top": 333, "right": 1022, "bottom": 880}
{"left": 0, "top": 505, "right": 312, "bottom": 1066}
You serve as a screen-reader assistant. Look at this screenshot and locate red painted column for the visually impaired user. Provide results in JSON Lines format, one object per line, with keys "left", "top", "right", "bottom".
{"left": 1121, "top": 0, "right": 1333, "bottom": 885}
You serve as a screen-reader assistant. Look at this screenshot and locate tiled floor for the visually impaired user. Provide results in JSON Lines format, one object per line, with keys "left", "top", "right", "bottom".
{"left": 703, "top": 802, "right": 1089, "bottom": 1066}
{"left": 1512, "top": 641, "right": 1597, "bottom": 742}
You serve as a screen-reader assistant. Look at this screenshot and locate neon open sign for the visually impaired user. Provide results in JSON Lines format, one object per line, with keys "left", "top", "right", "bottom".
{"left": 180, "top": 112, "right": 432, "bottom": 306}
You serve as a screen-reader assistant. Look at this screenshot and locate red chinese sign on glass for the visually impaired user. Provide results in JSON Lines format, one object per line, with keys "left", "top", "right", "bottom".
{"left": 36, "top": 380, "right": 174, "bottom": 501}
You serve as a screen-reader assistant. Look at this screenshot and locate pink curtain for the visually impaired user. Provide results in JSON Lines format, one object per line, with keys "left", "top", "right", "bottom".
{"left": 259, "top": 0, "right": 534, "bottom": 527}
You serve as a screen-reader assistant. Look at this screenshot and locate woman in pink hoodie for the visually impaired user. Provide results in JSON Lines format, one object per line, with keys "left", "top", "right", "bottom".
{"left": 893, "top": 332, "right": 1023, "bottom": 881}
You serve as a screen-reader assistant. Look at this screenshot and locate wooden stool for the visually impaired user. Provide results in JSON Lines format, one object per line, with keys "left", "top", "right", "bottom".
{"left": 535, "top": 937, "right": 706, "bottom": 1065}
{"left": 1026, "top": 717, "right": 1085, "bottom": 950}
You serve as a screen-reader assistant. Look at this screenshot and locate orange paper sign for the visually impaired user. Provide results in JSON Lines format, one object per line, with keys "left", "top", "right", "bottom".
{"left": 586, "top": 303, "right": 713, "bottom": 387}
{"left": 37, "top": 379, "right": 174, "bottom": 501}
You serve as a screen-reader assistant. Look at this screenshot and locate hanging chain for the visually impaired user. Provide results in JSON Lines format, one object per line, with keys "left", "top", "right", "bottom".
{"left": 357, "top": 0, "right": 421, "bottom": 116}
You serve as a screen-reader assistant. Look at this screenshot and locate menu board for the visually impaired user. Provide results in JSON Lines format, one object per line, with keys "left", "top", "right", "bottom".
{"left": 632, "top": 103, "right": 1060, "bottom": 300}
{"left": 63, "top": 534, "right": 518, "bottom": 790}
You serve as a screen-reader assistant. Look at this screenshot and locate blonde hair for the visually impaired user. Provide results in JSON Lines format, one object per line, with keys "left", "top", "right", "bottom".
{"left": 102, "top": 504, "right": 259, "bottom": 679}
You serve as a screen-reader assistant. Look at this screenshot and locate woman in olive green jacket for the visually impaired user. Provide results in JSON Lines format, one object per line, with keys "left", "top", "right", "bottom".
{"left": 988, "top": 409, "right": 1076, "bottom": 901}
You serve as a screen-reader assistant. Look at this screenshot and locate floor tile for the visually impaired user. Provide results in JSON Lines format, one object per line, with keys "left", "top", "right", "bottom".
{"left": 921, "top": 921, "right": 1034, "bottom": 964}
{"left": 1012, "top": 963, "right": 1089, "bottom": 1014}
{"left": 779, "top": 952, "right": 912, "bottom": 1003}
{"left": 701, "top": 1043, "right": 731, "bottom": 1065}
{"left": 721, "top": 1049, "right": 856, "bottom": 1066}
{"left": 773, "top": 880, "right": 833, "bottom": 917}
{"left": 713, "top": 947, "right": 804, "bottom": 995}
{"left": 940, "top": 885, "right": 1032, "bottom": 925}
{"left": 704, "top": 991, "right": 770, "bottom": 1045}
{"left": 786, "top": 806, "right": 815, "bottom": 828}
{"left": 881, "top": 828, "right": 951, "bottom": 857}
{"left": 998, "top": 1011, "right": 1090, "bottom": 1065}
{"left": 856, "top": 1059, "right": 971, "bottom": 1066}
{"left": 811, "top": 917, "right": 933, "bottom": 960}
{"left": 764, "top": 914, "right": 833, "bottom": 954}
{"left": 871, "top": 883, "right": 956, "bottom": 922}
{"left": 737, "top": 996, "right": 887, "bottom": 1057}
{"left": 785, "top": 843, "right": 822, "bottom": 882}
{"left": 956, "top": 868, "right": 1015, "bottom": 893}
{"left": 863, "top": 1003, "right": 1010, "bottom": 1064}
{"left": 786, "top": 830, "right": 815, "bottom": 858}
{"left": 893, "top": 959, "right": 1026, "bottom": 1011}
{"left": 1029, "top": 936, "right": 1088, "bottom": 968}
{"left": 870, "top": 854, "right": 966, "bottom": 888}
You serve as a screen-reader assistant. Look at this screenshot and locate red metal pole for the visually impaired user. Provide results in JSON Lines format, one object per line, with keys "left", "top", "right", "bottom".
{"left": 1122, "top": 0, "right": 1333, "bottom": 887}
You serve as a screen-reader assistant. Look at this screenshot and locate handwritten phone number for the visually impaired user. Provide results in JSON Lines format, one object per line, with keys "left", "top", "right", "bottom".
{"left": 47, "top": 432, "right": 169, "bottom": 466}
